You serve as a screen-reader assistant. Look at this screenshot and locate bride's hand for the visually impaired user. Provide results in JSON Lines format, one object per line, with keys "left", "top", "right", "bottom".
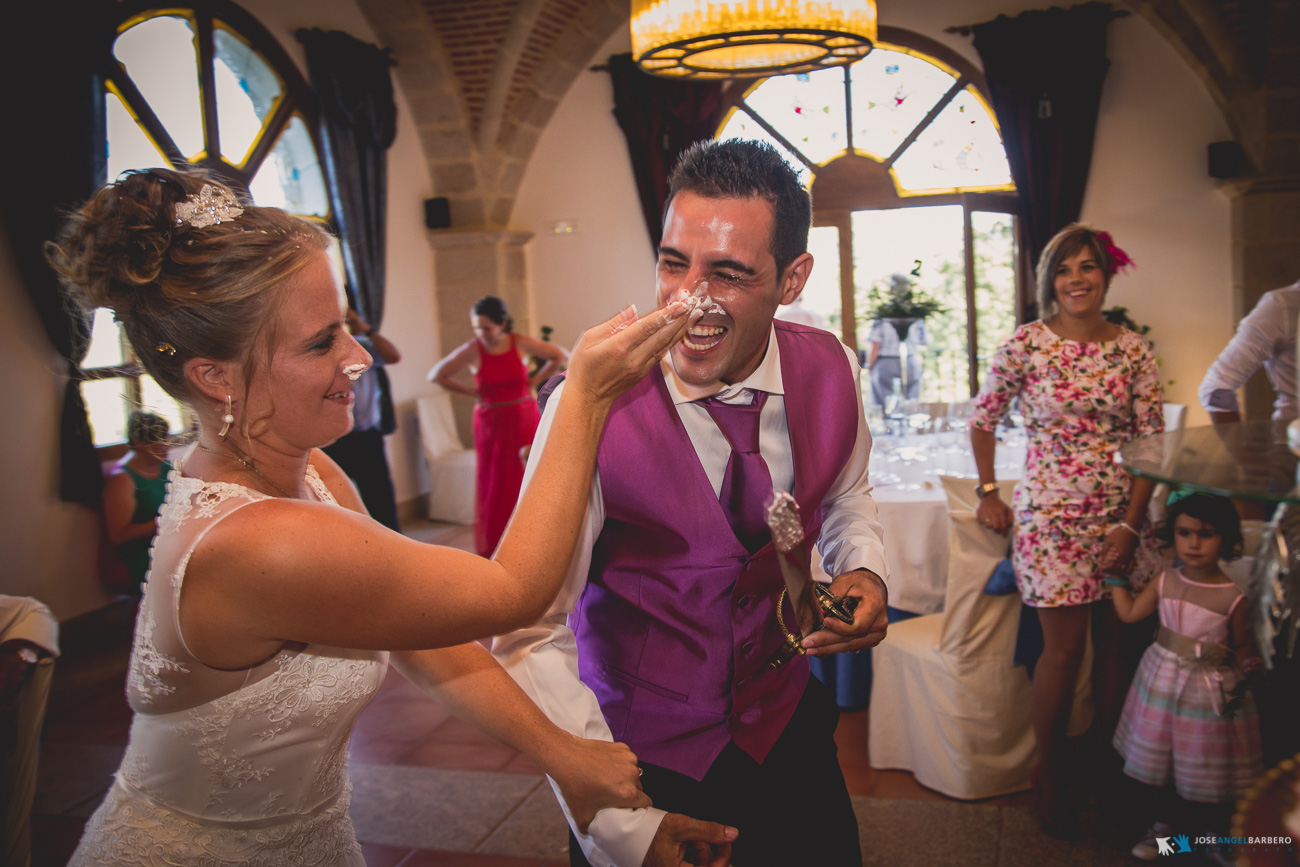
{"left": 564, "top": 301, "right": 699, "bottom": 407}
{"left": 544, "top": 734, "right": 651, "bottom": 834}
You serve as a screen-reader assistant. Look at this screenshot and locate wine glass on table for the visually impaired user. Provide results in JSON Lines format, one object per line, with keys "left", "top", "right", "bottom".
{"left": 869, "top": 430, "right": 902, "bottom": 487}
{"left": 884, "top": 379, "right": 904, "bottom": 437}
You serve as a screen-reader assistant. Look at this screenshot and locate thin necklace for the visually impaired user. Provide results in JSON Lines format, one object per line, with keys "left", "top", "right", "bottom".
{"left": 196, "top": 443, "right": 298, "bottom": 499}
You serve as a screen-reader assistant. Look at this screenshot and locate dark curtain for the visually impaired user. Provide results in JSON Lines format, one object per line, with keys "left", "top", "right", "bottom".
{"left": 971, "top": 2, "right": 1114, "bottom": 320}
{"left": 297, "top": 28, "right": 399, "bottom": 432}
{"left": 608, "top": 54, "right": 729, "bottom": 254}
{"left": 0, "top": 5, "right": 112, "bottom": 504}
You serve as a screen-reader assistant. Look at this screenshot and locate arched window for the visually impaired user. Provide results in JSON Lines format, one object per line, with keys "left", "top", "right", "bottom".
{"left": 717, "top": 29, "right": 1021, "bottom": 402}
{"left": 83, "top": 0, "right": 330, "bottom": 445}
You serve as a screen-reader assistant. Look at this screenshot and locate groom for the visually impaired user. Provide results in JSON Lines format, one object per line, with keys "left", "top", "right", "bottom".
{"left": 495, "top": 139, "right": 889, "bottom": 866}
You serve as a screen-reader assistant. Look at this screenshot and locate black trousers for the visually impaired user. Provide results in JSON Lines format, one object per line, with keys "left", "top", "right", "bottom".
{"left": 570, "top": 677, "right": 860, "bottom": 866}
{"left": 322, "top": 428, "right": 400, "bottom": 531}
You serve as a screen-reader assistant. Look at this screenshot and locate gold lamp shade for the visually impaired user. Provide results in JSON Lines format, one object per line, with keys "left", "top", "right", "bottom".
{"left": 631, "top": 0, "right": 877, "bottom": 79}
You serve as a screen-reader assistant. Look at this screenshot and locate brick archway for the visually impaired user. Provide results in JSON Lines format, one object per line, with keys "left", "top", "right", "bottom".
{"left": 358, "top": 0, "right": 1300, "bottom": 421}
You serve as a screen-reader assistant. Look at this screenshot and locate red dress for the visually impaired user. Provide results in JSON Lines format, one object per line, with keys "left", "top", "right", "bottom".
{"left": 472, "top": 336, "right": 541, "bottom": 556}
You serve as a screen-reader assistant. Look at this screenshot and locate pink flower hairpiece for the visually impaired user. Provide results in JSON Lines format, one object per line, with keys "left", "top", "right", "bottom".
{"left": 1095, "top": 231, "right": 1135, "bottom": 275}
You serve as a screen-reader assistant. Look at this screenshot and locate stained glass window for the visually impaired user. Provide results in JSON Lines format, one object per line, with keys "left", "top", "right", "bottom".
{"left": 248, "top": 115, "right": 329, "bottom": 216}
{"left": 717, "top": 38, "right": 1020, "bottom": 401}
{"left": 849, "top": 49, "right": 954, "bottom": 162}
{"left": 892, "top": 88, "right": 1013, "bottom": 193}
{"left": 113, "top": 16, "right": 205, "bottom": 159}
{"left": 214, "top": 25, "right": 284, "bottom": 166}
{"left": 740, "top": 65, "right": 848, "bottom": 166}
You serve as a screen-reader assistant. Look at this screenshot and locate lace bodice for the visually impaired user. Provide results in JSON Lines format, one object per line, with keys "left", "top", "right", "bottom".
{"left": 117, "top": 460, "right": 387, "bottom": 823}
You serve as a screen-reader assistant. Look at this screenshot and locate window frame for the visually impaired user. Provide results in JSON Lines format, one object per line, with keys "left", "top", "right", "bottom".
{"left": 106, "top": 0, "right": 323, "bottom": 192}
{"left": 87, "top": 0, "right": 330, "bottom": 447}
{"left": 718, "top": 27, "right": 1024, "bottom": 397}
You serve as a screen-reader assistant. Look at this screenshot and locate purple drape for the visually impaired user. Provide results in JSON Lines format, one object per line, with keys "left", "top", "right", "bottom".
{"left": 971, "top": 2, "right": 1114, "bottom": 320}
{"left": 608, "top": 54, "right": 729, "bottom": 254}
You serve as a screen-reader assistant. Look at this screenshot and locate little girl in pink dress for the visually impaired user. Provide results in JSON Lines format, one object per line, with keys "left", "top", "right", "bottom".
{"left": 1110, "top": 492, "right": 1262, "bottom": 862}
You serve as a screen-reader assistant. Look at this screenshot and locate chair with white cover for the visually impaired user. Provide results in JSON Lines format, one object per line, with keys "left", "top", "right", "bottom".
{"left": 2, "top": 659, "right": 53, "bottom": 867}
{"left": 1163, "top": 402, "right": 1187, "bottom": 432}
{"left": 416, "top": 389, "right": 477, "bottom": 525}
{"left": 868, "top": 476, "right": 1092, "bottom": 799}
{"left": 1, "top": 597, "right": 58, "bottom": 867}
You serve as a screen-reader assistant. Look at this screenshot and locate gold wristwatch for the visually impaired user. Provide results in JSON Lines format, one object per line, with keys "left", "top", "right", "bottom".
{"left": 975, "top": 481, "right": 1000, "bottom": 499}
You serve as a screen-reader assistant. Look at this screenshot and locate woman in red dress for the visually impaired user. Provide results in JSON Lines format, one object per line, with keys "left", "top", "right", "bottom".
{"left": 429, "top": 296, "right": 568, "bottom": 554}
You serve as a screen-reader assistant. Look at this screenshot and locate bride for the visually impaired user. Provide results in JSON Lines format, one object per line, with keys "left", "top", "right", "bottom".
{"left": 47, "top": 168, "right": 700, "bottom": 865}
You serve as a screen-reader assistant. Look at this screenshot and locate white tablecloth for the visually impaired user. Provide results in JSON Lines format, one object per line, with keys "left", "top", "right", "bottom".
{"left": 868, "top": 433, "right": 1026, "bottom": 615}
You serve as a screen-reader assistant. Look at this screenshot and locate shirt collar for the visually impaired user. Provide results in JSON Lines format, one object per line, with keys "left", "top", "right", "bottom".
{"left": 661, "top": 325, "right": 784, "bottom": 406}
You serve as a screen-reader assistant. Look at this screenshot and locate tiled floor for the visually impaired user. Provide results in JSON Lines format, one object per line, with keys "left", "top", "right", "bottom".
{"left": 31, "top": 519, "right": 1141, "bottom": 866}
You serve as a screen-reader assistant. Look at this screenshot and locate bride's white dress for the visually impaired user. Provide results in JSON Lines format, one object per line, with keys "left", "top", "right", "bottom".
{"left": 70, "top": 462, "right": 388, "bottom": 866}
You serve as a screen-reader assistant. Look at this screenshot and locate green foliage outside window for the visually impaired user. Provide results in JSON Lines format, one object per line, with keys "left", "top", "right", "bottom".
{"left": 855, "top": 215, "right": 1018, "bottom": 402}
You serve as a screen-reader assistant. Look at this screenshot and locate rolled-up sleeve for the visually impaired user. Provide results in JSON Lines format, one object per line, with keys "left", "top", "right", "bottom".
{"left": 1198, "top": 292, "right": 1284, "bottom": 414}
{"left": 817, "top": 344, "right": 889, "bottom": 581}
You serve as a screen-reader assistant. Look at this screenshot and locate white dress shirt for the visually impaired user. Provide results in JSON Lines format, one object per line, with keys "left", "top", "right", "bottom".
{"left": 492, "top": 328, "right": 888, "bottom": 867}
{"left": 1198, "top": 281, "right": 1300, "bottom": 422}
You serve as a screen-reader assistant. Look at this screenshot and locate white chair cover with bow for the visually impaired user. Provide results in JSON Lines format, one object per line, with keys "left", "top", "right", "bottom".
{"left": 868, "top": 477, "right": 1092, "bottom": 799}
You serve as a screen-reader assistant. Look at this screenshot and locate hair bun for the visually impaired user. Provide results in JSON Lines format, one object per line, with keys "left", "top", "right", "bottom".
{"left": 47, "top": 168, "right": 328, "bottom": 407}
{"left": 47, "top": 169, "right": 200, "bottom": 315}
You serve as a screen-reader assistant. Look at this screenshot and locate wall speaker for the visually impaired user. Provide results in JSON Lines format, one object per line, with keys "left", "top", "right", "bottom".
{"left": 1208, "top": 141, "right": 1245, "bottom": 179}
{"left": 424, "top": 197, "right": 451, "bottom": 229}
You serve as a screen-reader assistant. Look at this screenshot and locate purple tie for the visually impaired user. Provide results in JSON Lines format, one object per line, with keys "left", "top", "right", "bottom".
{"left": 702, "top": 392, "right": 772, "bottom": 552}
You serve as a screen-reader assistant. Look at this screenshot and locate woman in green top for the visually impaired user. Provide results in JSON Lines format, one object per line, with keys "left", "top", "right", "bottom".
{"left": 104, "top": 411, "right": 173, "bottom": 592}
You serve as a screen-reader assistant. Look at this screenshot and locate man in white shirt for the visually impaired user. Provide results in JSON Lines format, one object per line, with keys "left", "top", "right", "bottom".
{"left": 494, "top": 140, "right": 889, "bottom": 866}
{"left": 1198, "top": 280, "right": 1300, "bottom": 424}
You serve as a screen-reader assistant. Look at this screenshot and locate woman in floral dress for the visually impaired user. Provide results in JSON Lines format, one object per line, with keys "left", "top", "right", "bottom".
{"left": 969, "top": 223, "right": 1163, "bottom": 839}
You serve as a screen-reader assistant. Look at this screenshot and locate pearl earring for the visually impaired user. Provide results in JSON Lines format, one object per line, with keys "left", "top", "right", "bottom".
{"left": 218, "top": 395, "right": 234, "bottom": 438}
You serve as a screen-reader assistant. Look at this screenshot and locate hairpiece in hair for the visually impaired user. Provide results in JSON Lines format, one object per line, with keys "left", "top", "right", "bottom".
{"left": 156, "top": 341, "right": 177, "bottom": 356}
{"left": 1095, "top": 231, "right": 1135, "bottom": 275}
{"left": 175, "top": 184, "right": 244, "bottom": 229}
{"left": 1166, "top": 487, "right": 1194, "bottom": 506}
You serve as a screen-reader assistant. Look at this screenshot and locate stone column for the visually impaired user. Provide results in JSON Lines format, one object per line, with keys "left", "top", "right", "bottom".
{"left": 427, "top": 229, "right": 534, "bottom": 446}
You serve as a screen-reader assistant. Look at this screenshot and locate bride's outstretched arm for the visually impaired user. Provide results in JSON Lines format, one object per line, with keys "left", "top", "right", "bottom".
{"left": 391, "top": 644, "right": 650, "bottom": 833}
{"left": 179, "top": 303, "right": 698, "bottom": 667}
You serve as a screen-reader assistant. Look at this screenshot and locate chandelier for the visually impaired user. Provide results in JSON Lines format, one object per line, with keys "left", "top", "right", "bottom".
{"left": 631, "top": 0, "right": 877, "bottom": 79}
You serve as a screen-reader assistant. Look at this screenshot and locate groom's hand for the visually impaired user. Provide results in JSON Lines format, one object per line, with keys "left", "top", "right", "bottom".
{"left": 643, "top": 812, "right": 737, "bottom": 866}
{"left": 801, "top": 569, "right": 888, "bottom": 655}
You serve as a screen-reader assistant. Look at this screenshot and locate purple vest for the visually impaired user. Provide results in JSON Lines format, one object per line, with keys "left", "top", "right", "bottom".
{"left": 573, "top": 322, "right": 858, "bottom": 780}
